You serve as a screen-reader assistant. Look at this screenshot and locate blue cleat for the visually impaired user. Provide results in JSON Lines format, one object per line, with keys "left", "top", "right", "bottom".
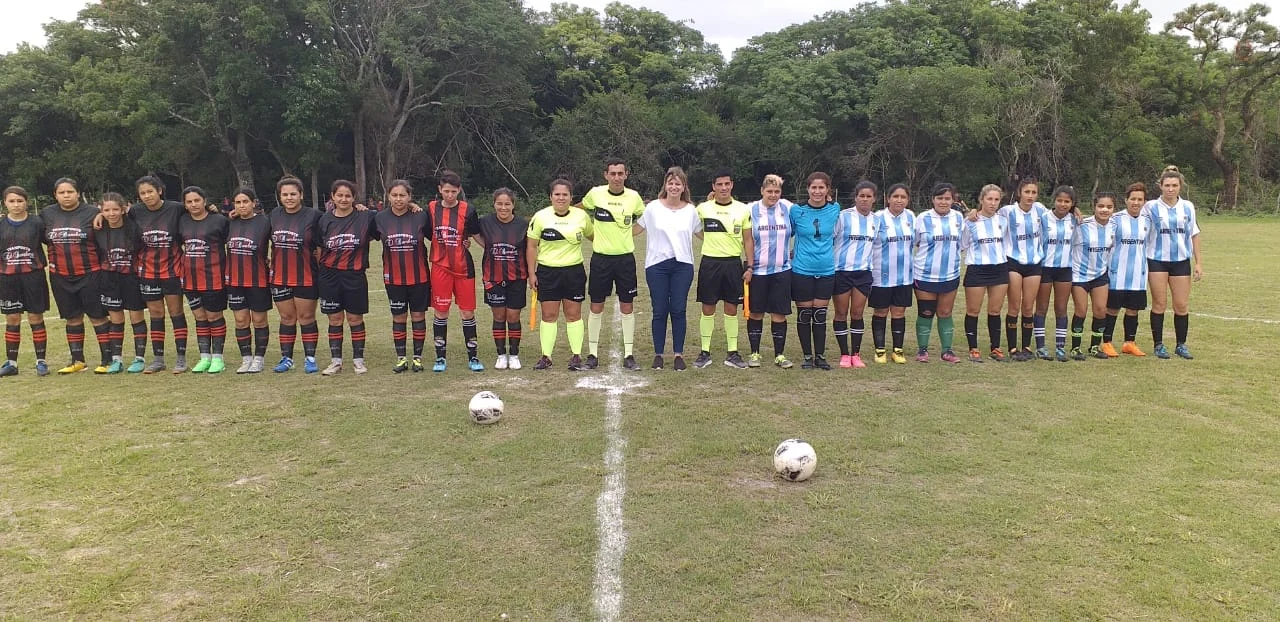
{"left": 432, "top": 357, "right": 447, "bottom": 372}
{"left": 35, "top": 360, "right": 49, "bottom": 376}
{"left": 1174, "top": 344, "right": 1193, "bottom": 360}
{"left": 468, "top": 357, "right": 485, "bottom": 372}
{"left": 303, "top": 357, "right": 319, "bottom": 374}
{"left": 273, "top": 356, "right": 294, "bottom": 373}
{"left": 1154, "top": 344, "right": 1170, "bottom": 359}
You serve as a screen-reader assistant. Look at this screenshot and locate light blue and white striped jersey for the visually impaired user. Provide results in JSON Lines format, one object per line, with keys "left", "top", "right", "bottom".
{"left": 961, "top": 213, "right": 1007, "bottom": 266}
{"left": 1042, "top": 210, "right": 1076, "bottom": 268}
{"left": 1142, "top": 198, "right": 1200, "bottom": 262}
{"left": 1108, "top": 211, "right": 1151, "bottom": 291}
{"left": 913, "top": 209, "right": 964, "bottom": 282}
{"left": 834, "top": 208, "right": 878, "bottom": 272}
{"left": 1071, "top": 217, "right": 1115, "bottom": 283}
{"left": 998, "top": 203, "right": 1047, "bottom": 265}
{"left": 749, "top": 199, "right": 793, "bottom": 275}
{"left": 871, "top": 209, "right": 914, "bottom": 287}
{"left": 790, "top": 201, "right": 841, "bottom": 277}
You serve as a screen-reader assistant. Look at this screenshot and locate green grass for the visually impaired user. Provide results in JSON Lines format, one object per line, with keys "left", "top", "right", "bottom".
{"left": 1, "top": 217, "right": 1278, "bottom": 620}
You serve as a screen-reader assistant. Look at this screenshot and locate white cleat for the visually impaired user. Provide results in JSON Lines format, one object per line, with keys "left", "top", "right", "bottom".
{"left": 236, "top": 359, "right": 254, "bottom": 374}
{"left": 506, "top": 355, "right": 522, "bottom": 370}
{"left": 322, "top": 360, "right": 343, "bottom": 376}
{"left": 247, "top": 356, "right": 265, "bottom": 373}
{"left": 494, "top": 354, "right": 508, "bottom": 370}
{"left": 353, "top": 358, "right": 368, "bottom": 375}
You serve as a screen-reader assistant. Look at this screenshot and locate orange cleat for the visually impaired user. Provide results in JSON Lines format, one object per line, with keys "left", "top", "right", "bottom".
{"left": 1121, "top": 341, "right": 1146, "bottom": 357}
{"left": 1099, "top": 342, "right": 1120, "bottom": 358}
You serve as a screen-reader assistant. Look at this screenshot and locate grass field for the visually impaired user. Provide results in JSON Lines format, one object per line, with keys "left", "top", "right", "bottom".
{"left": 2, "top": 217, "right": 1278, "bottom": 620}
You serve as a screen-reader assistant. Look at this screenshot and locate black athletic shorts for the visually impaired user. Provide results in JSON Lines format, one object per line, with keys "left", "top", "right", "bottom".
{"left": 963, "top": 263, "right": 1009, "bottom": 288}
{"left": 50, "top": 272, "right": 104, "bottom": 319}
{"left": 537, "top": 264, "right": 587, "bottom": 303}
{"left": 589, "top": 253, "right": 637, "bottom": 304}
{"left": 1107, "top": 289, "right": 1148, "bottom": 311}
{"left": 1074, "top": 274, "right": 1110, "bottom": 293}
{"left": 270, "top": 284, "right": 320, "bottom": 302}
{"left": 98, "top": 271, "right": 145, "bottom": 312}
{"left": 914, "top": 278, "right": 960, "bottom": 295}
{"left": 318, "top": 268, "right": 369, "bottom": 315}
{"left": 747, "top": 270, "right": 793, "bottom": 316}
{"left": 1147, "top": 258, "right": 1192, "bottom": 277}
{"left": 484, "top": 279, "right": 528, "bottom": 310}
{"left": 227, "top": 286, "right": 273, "bottom": 313}
{"left": 1041, "top": 266, "right": 1073, "bottom": 284}
{"left": 791, "top": 274, "right": 835, "bottom": 302}
{"left": 1007, "top": 259, "right": 1043, "bottom": 278}
{"left": 186, "top": 289, "right": 228, "bottom": 313}
{"left": 696, "top": 256, "right": 745, "bottom": 306}
{"left": 0, "top": 271, "right": 50, "bottom": 315}
{"left": 387, "top": 283, "right": 431, "bottom": 315}
{"left": 869, "top": 284, "right": 913, "bottom": 309}
{"left": 834, "top": 270, "right": 873, "bottom": 297}
{"left": 139, "top": 276, "right": 182, "bottom": 302}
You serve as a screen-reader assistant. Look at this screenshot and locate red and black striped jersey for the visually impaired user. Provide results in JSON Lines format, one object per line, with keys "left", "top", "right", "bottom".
{"left": 427, "top": 200, "right": 480, "bottom": 277}
{"left": 478, "top": 213, "right": 529, "bottom": 283}
{"left": 374, "top": 209, "right": 430, "bottom": 285}
{"left": 269, "top": 207, "right": 322, "bottom": 287}
{"left": 130, "top": 200, "right": 184, "bottom": 279}
{"left": 178, "top": 212, "right": 229, "bottom": 291}
{"left": 42, "top": 203, "right": 101, "bottom": 277}
{"left": 318, "top": 209, "right": 378, "bottom": 272}
{"left": 0, "top": 214, "right": 47, "bottom": 275}
{"left": 226, "top": 214, "right": 271, "bottom": 288}
{"left": 93, "top": 221, "right": 142, "bottom": 275}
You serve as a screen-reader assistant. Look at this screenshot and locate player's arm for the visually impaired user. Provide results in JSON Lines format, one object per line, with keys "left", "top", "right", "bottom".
{"left": 526, "top": 237, "right": 540, "bottom": 290}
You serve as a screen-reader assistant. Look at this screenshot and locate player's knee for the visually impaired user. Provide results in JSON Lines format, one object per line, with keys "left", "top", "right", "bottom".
{"left": 813, "top": 308, "right": 828, "bottom": 324}
{"left": 918, "top": 300, "right": 937, "bottom": 319}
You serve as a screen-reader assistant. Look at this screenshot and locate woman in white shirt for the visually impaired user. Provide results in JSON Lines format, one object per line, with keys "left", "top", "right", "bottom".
{"left": 635, "top": 167, "right": 701, "bottom": 370}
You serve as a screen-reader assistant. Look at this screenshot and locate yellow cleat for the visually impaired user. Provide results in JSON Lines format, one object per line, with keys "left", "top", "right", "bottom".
{"left": 57, "top": 361, "right": 87, "bottom": 375}
{"left": 874, "top": 349, "right": 888, "bottom": 364}
{"left": 93, "top": 365, "right": 111, "bottom": 375}
{"left": 891, "top": 349, "right": 907, "bottom": 364}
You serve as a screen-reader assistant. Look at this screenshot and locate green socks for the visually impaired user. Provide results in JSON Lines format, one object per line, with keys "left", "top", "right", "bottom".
{"left": 724, "top": 314, "right": 739, "bottom": 352}
{"left": 938, "top": 316, "right": 954, "bottom": 351}
{"left": 566, "top": 319, "right": 585, "bottom": 356}
{"left": 541, "top": 321, "right": 559, "bottom": 356}
{"left": 700, "top": 314, "right": 715, "bottom": 352}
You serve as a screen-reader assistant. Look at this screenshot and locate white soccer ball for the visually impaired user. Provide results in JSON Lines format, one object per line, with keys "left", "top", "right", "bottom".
{"left": 469, "top": 391, "right": 504, "bottom": 425}
{"left": 773, "top": 438, "right": 817, "bottom": 482}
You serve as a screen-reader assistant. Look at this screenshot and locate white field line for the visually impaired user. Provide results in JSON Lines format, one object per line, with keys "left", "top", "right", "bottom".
{"left": 1191, "top": 312, "right": 1280, "bottom": 325}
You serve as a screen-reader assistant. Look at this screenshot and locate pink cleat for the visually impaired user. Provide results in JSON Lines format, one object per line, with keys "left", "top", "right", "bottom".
{"left": 850, "top": 353, "right": 867, "bottom": 368}
{"left": 839, "top": 354, "right": 853, "bottom": 368}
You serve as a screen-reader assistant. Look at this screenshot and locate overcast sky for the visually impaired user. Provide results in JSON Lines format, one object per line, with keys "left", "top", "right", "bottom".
{"left": 4, "top": 0, "right": 1266, "bottom": 55}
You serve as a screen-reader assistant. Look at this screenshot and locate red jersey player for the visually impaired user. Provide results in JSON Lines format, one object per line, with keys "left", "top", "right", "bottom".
{"left": 426, "top": 170, "right": 482, "bottom": 372}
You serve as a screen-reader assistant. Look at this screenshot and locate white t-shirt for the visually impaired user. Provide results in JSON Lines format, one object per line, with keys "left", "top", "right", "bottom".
{"left": 636, "top": 199, "right": 701, "bottom": 267}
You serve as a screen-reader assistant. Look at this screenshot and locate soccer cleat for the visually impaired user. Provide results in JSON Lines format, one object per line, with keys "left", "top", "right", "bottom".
{"left": 724, "top": 352, "right": 748, "bottom": 369}
{"left": 673, "top": 356, "right": 687, "bottom": 371}
{"left": 850, "top": 353, "right": 867, "bottom": 368}
{"left": 1121, "top": 341, "right": 1146, "bottom": 357}
{"left": 93, "top": 365, "right": 111, "bottom": 374}
{"left": 273, "top": 357, "right": 294, "bottom": 373}
{"left": 393, "top": 357, "right": 410, "bottom": 374}
{"left": 468, "top": 357, "right": 485, "bottom": 372}
{"left": 237, "top": 359, "right": 254, "bottom": 374}
{"left": 874, "top": 349, "right": 888, "bottom": 364}
{"left": 748, "top": 352, "right": 763, "bottom": 368}
{"left": 989, "top": 348, "right": 1006, "bottom": 362}
{"left": 1154, "top": 343, "right": 1170, "bottom": 359}
{"left": 813, "top": 355, "right": 831, "bottom": 370}
{"left": 494, "top": 354, "right": 508, "bottom": 370}
{"left": 1014, "top": 349, "right": 1033, "bottom": 362}
{"left": 1036, "top": 347, "right": 1051, "bottom": 360}
{"left": 353, "top": 359, "right": 368, "bottom": 374}
{"left": 1092, "top": 346, "right": 1109, "bottom": 360}
{"left": 891, "top": 349, "right": 907, "bottom": 364}
{"left": 144, "top": 359, "right": 166, "bottom": 374}
{"left": 191, "top": 358, "right": 212, "bottom": 373}
{"left": 207, "top": 358, "right": 225, "bottom": 374}
{"left": 0, "top": 362, "right": 18, "bottom": 377}
{"left": 1174, "top": 344, "right": 1193, "bottom": 360}
{"left": 651, "top": 355, "right": 664, "bottom": 370}
{"left": 801, "top": 355, "right": 814, "bottom": 369}
{"left": 507, "top": 355, "right": 522, "bottom": 370}
{"left": 1099, "top": 342, "right": 1120, "bottom": 358}
{"left": 584, "top": 354, "right": 599, "bottom": 370}
{"left": 839, "top": 354, "right": 853, "bottom": 368}
{"left": 969, "top": 349, "right": 984, "bottom": 363}
{"left": 567, "top": 354, "right": 583, "bottom": 371}
{"left": 1070, "top": 347, "right": 1087, "bottom": 361}
{"left": 432, "top": 357, "right": 447, "bottom": 372}
{"left": 107, "top": 360, "right": 124, "bottom": 374}
{"left": 693, "top": 351, "right": 713, "bottom": 369}
{"left": 623, "top": 355, "right": 639, "bottom": 371}
{"left": 533, "top": 355, "right": 553, "bottom": 370}
{"left": 321, "top": 361, "right": 342, "bottom": 376}
{"left": 774, "top": 354, "right": 793, "bottom": 369}
{"left": 35, "top": 360, "right": 50, "bottom": 376}
{"left": 172, "top": 356, "right": 188, "bottom": 374}
{"left": 941, "top": 349, "right": 961, "bottom": 364}
{"left": 58, "top": 361, "right": 87, "bottom": 375}
{"left": 1055, "top": 347, "right": 1068, "bottom": 362}
{"left": 127, "top": 358, "right": 145, "bottom": 373}
{"left": 304, "top": 357, "right": 319, "bottom": 374}
{"left": 247, "top": 357, "right": 265, "bottom": 373}
{"left": 915, "top": 349, "right": 929, "bottom": 363}
{"left": 411, "top": 356, "right": 425, "bottom": 372}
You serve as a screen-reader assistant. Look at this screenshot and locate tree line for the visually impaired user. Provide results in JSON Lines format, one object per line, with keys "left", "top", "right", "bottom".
{"left": 1, "top": 0, "right": 1278, "bottom": 212}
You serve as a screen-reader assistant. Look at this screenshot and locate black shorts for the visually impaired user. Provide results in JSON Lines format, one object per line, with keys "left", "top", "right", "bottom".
{"left": 270, "top": 284, "right": 320, "bottom": 302}
{"left": 915, "top": 278, "right": 960, "bottom": 295}
{"left": 318, "top": 268, "right": 370, "bottom": 315}
{"left": 1041, "top": 266, "right": 1073, "bottom": 284}
{"left": 387, "top": 283, "right": 431, "bottom": 315}
{"left": 537, "top": 264, "right": 587, "bottom": 303}
{"left": 98, "top": 271, "right": 145, "bottom": 312}
{"left": 1147, "top": 258, "right": 1192, "bottom": 277}
{"left": 186, "top": 289, "right": 228, "bottom": 313}
{"left": 963, "top": 263, "right": 1010, "bottom": 288}
{"left": 748, "top": 271, "right": 793, "bottom": 316}
{"left": 484, "top": 279, "right": 529, "bottom": 310}
{"left": 1007, "top": 259, "right": 1043, "bottom": 278}
{"left": 138, "top": 276, "right": 183, "bottom": 302}
{"left": 589, "top": 253, "right": 638, "bottom": 304}
{"left": 0, "top": 271, "right": 50, "bottom": 315}
{"left": 1074, "top": 275, "right": 1110, "bottom": 293}
{"left": 50, "top": 273, "right": 104, "bottom": 319}
{"left": 791, "top": 274, "right": 835, "bottom": 302}
{"left": 834, "top": 270, "right": 873, "bottom": 297}
{"left": 1107, "top": 289, "right": 1148, "bottom": 311}
{"left": 696, "top": 256, "right": 745, "bottom": 306}
{"left": 869, "top": 284, "right": 913, "bottom": 309}
{"left": 227, "top": 286, "right": 273, "bottom": 313}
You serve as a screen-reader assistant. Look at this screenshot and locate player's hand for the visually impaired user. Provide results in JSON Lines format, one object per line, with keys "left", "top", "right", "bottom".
{"left": 1193, "top": 263, "right": 1203, "bottom": 282}
{"left": 965, "top": 208, "right": 978, "bottom": 222}
{"left": 410, "top": 202, "right": 423, "bottom": 213}
{"left": 463, "top": 238, "right": 471, "bottom": 249}
{"left": 743, "top": 271, "right": 752, "bottom": 284}
{"left": 355, "top": 203, "right": 369, "bottom": 212}
{"left": 529, "top": 275, "right": 538, "bottom": 290}
{"left": 92, "top": 212, "right": 105, "bottom": 230}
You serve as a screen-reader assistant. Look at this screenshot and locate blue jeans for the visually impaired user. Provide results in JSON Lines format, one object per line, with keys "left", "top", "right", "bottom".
{"left": 645, "top": 259, "right": 694, "bottom": 355}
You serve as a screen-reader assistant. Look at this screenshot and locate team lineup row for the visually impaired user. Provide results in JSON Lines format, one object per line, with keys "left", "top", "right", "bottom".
{"left": 0, "top": 161, "right": 1202, "bottom": 377}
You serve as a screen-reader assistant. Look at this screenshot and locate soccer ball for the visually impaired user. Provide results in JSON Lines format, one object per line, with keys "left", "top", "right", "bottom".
{"left": 773, "top": 438, "right": 817, "bottom": 482}
{"left": 469, "top": 391, "right": 504, "bottom": 425}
